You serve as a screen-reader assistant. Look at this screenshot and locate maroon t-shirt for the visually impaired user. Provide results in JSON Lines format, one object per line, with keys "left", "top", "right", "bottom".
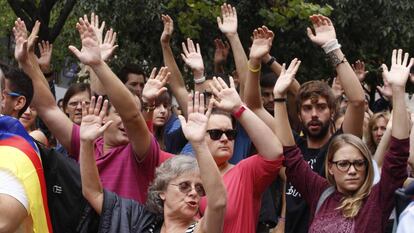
{"left": 284, "top": 136, "right": 409, "bottom": 233}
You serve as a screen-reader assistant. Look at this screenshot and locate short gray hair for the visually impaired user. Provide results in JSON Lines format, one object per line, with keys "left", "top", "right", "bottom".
{"left": 146, "top": 155, "right": 199, "bottom": 214}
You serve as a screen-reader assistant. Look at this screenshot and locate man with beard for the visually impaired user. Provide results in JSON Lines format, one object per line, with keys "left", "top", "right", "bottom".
{"left": 282, "top": 15, "right": 366, "bottom": 233}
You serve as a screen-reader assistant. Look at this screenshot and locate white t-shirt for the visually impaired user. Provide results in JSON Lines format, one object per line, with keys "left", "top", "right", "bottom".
{"left": 397, "top": 201, "right": 414, "bottom": 233}
{"left": 0, "top": 169, "right": 29, "bottom": 213}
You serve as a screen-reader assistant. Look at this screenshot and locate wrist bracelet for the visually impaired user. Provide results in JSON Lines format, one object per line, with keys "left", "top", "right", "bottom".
{"left": 322, "top": 39, "right": 341, "bottom": 54}
{"left": 232, "top": 104, "right": 246, "bottom": 119}
{"left": 278, "top": 217, "right": 286, "bottom": 222}
{"left": 274, "top": 97, "right": 287, "bottom": 103}
{"left": 327, "top": 52, "right": 348, "bottom": 68}
{"left": 266, "top": 56, "right": 276, "bottom": 67}
{"left": 194, "top": 76, "right": 206, "bottom": 84}
{"left": 248, "top": 61, "right": 261, "bottom": 73}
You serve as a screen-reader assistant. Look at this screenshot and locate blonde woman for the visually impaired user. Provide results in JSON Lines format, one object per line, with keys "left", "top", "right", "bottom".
{"left": 273, "top": 48, "right": 412, "bottom": 232}
{"left": 365, "top": 111, "right": 390, "bottom": 154}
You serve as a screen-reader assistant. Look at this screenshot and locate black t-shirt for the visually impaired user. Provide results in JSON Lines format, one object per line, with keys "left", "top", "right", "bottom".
{"left": 285, "top": 129, "right": 342, "bottom": 233}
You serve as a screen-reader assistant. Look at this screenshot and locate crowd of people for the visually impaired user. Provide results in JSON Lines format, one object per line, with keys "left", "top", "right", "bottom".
{"left": 0, "top": 3, "right": 414, "bottom": 233}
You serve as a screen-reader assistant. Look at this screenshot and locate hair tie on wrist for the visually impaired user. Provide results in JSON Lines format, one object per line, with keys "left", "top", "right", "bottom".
{"left": 274, "top": 98, "right": 287, "bottom": 103}
{"left": 194, "top": 76, "right": 206, "bottom": 84}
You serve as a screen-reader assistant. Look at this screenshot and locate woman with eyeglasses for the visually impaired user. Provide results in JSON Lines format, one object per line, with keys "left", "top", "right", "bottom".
{"left": 79, "top": 93, "right": 226, "bottom": 233}
{"left": 274, "top": 49, "right": 413, "bottom": 232}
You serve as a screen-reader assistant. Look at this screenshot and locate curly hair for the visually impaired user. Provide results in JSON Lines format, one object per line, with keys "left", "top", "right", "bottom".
{"left": 325, "top": 134, "right": 374, "bottom": 218}
{"left": 146, "top": 156, "right": 199, "bottom": 215}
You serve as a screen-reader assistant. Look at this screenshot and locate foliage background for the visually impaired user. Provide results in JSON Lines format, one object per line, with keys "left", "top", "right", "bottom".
{"left": 1, "top": 0, "right": 414, "bottom": 93}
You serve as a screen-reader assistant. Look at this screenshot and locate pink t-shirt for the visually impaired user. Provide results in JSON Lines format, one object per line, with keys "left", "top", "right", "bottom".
{"left": 199, "top": 154, "right": 284, "bottom": 233}
{"left": 71, "top": 124, "right": 173, "bottom": 203}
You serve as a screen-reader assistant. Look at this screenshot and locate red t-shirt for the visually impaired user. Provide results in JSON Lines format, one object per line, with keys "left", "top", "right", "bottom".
{"left": 199, "top": 154, "right": 284, "bottom": 233}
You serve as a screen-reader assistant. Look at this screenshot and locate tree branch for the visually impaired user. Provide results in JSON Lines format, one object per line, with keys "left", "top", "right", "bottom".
{"left": 7, "top": 0, "right": 33, "bottom": 27}
{"left": 49, "top": 0, "right": 76, "bottom": 42}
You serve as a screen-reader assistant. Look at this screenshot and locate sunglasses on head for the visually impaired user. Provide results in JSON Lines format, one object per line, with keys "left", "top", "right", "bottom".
{"left": 170, "top": 181, "right": 206, "bottom": 197}
{"left": 206, "top": 129, "right": 237, "bottom": 140}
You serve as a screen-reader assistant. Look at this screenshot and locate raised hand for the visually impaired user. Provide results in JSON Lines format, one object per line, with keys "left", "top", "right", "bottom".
{"left": 214, "top": 38, "right": 230, "bottom": 65}
{"left": 273, "top": 58, "right": 301, "bottom": 97}
{"left": 382, "top": 49, "right": 414, "bottom": 88}
{"left": 69, "top": 18, "right": 102, "bottom": 66}
{"left": 217, "top": 3, "right": 238, "bottom": 36}
{"left": 178, "top": 92, "right": 213, "bottom": 143}
{"left": 181, "top": 38, "right": 204, "bottom": 73}
{"left": 89, "top": 12, "right": 105, "bottom": 44}
{"left": 13, "top": 18, "right": 29, "bottom": 62}
{"left": 352, "top": 60, "right": 368, "bottom": 82}
{"left": 80, "top": 96, "right": 113, "bottom": 142}
{"left": 100, "top": 28, "right": 118, "bottom": 61}
{"left": 37, "top": 40, "right": 53, "bottom": 72}
{"left": 85, "top": 13, "right": 117, "bottom": 61}
{"left": 161, "top": 14, "right": 174, "bottom": 44}
{"left": 249, "top": 26, "right": 274, "bottom": 60}
{"left": 13, "top": 18, "right": 41, "bottom": 63}
{"left": 142, "top": 67, "right": 170, "bottom": 103}
{"left": 377, "top": 70, "right": 393, "bottom": 99}
{"left": 306, "top": 14, "right": 336, "bottom": 46}
{"left": 209, "top": 76, "right": 242, "bottom": 112}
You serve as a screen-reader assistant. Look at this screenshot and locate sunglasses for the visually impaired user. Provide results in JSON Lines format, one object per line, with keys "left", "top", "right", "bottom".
{"left": 3, "top": 90, "right": 22, "bottom": 97}
{"left": 330, "top": 159, "right": 367, "bottom": 172}
{"left": 170, "top": 181, "right": 206, "bottom": 197}
{"left": 206, "top": 129, "right": 237, "bottom": 141}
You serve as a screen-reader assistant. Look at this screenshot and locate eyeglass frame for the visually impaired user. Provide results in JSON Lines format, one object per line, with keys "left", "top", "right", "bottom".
{"left": 169, "top": 181, "right": 206, "bottom": 197}
{"left": 330, "top": 159, "right": 368, "bottom": 172}
{"left": 3, "top": 89, "right": 23, "bottom": 98}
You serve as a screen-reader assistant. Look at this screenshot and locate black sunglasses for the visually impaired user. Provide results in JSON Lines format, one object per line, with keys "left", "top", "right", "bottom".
{"left": 170, "top": 181, "right": 206, "bottom": 197}
{"left": 206, "top": 129, "right": 237, "bottom": 141}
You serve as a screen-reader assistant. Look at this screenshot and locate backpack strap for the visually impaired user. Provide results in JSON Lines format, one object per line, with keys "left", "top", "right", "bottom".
{"left": 315, "top": 186, "right": 335, "bottom": 215}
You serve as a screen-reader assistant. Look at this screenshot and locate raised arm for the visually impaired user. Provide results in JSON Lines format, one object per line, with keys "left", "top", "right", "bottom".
{"left": 210, "top": 76, "right": 283, "bottom": 159}
{"left": 13, "top": 19, "right": 74, "bottom": 151}
{"left": 243, "top": 26, "right": 276, "bottom": 129}
{"left": 79, "top": 96, "right": 113, "bottom": 214}
{"left": 141, "top": 67, "right": 170, "bottom": 121}
{"left": 273, "top": 59, "right": 301, "bottom": 147}
{"left": 36, "top": 40, "right": 53, "bottom": 76}
{"left": 383, "top": 49, "right": 413, "bottom": 139}
{"left": 69, "top": 18, "right": 150, "bottom": 159}
{"left": 307, "top": 15, "right": 365, "bottom": 137}
{"left": 409, "top": 114, "right": 414, "bottom": 172}
{"left": 178, "top": 92, "right": 226, "bottom": 233}
{"left": 213, "top": 38, "right": 230, "bottom": 73}
{"left": 217, "top": 3, "right": 248, "bottom": 99}
{"left": 160, "top": 15, "right": 189, "bottom": 117}
{"left": 85, "top": 13, "right": 118, "bottom": 95}
{"left": 373, "top": 114, "right": 392, "bottom": 169}
{"left": 181, "top": 38, "right": 206, "bottom": 94}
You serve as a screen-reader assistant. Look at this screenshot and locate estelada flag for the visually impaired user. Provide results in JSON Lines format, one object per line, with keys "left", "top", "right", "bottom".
{"left": 0, "top": 115, "right": 52, "bottom": 233}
